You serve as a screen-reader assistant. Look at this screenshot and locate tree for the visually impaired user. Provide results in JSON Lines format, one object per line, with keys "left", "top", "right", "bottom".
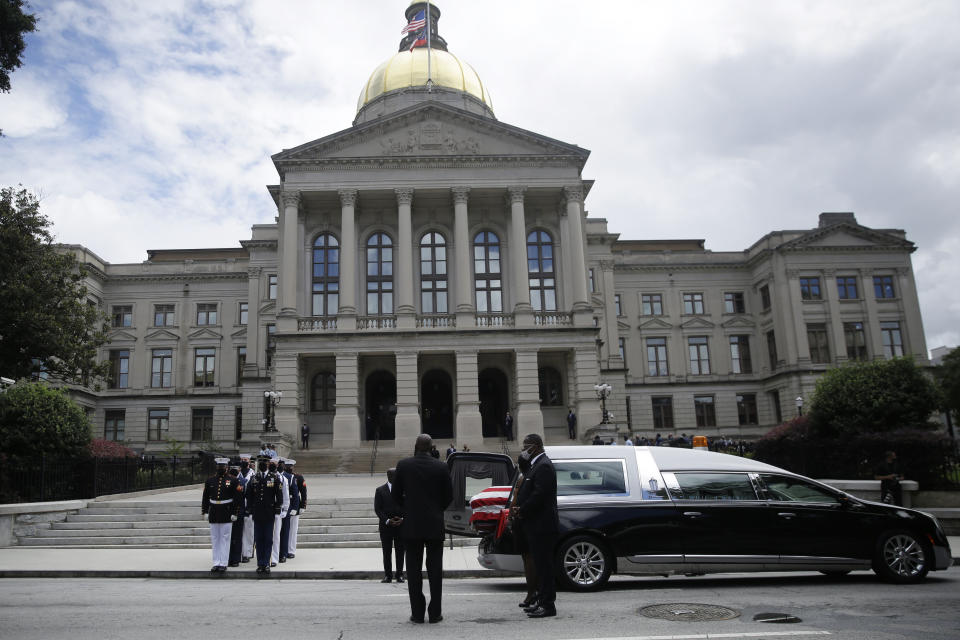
{"left": 1, "top": 0, "right": 37, "bottom": 136}
{"left": 0, "top": 187, "right": 110, "bottom": 384}
{"left": 807, "top": 357, "right": 941, "bottom": 435}
{"left": 0, "top": 381, "right": 92, "bottom": 460}
{"left": 934, "top": 347, "right": 960, "bottom": 418}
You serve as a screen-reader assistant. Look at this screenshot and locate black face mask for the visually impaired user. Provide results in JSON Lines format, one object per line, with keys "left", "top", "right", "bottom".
{"left": 517, "top": 455, "right": 531, "bottom": 474}
{"left": 240, "top": 461, "right": 249, "bottom": 470}
{"left": 258, "top": 462, "right": 268, "bottom": 472}
{"left": 216, "top": 468, "right": 226, "bottom": 477}
{"left": 268, "top": 463, "right": 277, "bottom": 472}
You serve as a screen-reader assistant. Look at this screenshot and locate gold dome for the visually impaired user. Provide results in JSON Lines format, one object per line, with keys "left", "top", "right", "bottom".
{"left": 356, "top": 47, "right": 493, "bottom": 113}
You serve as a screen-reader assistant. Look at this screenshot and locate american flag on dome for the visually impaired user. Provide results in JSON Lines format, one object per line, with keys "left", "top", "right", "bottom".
{"left": 401, "top": 10, "right": 426, "bottom": 34}
{"left": 408, "top": 29, "right": 427, "bottom": 52}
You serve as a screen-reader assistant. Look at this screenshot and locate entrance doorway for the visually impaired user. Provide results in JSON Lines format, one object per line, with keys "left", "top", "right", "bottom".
{"left": 365, "top": 370, "right": 396, "bottom": 440}
{"left": 420, "top": 369, "right": 453, "bottom": 440}
{"left": 478, "top": 368, "right": 509, "bottom": 438}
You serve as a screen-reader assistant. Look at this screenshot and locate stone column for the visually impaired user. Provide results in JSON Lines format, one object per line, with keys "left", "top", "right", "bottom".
{"left": 395, "top": 188, "right": 415, "bottom": 329}
{"left": 774, "top": 261, "right": 798, "bottom": 367}
{"left": 452, "top": 187, "right": 474, "bottom": 325}
{"left": 514, "top": 349, "right": 544, "bottom": 441}
{"left": 563, "top": 186, "right": 592, "bottom": 325}
{"left": 455, "top": 350, "right": 483, "bottom": 447}
{"left": 507, "top": 187, "right": 533, "bottom": 326}
{"left": 338, "top": 189, "right": 358, "bottom": 331}
{"left": 896, "top": 266, "right": 928, "bottom": 362}
{"left": 573, "top": 346, "right": 603, "bottom": 429}
{"left": 785, "top": 269, "right": 810, "bottom": 365}
{"left": 279, "top": 190, "right": 300, "bottom": 317}
{"left": 599, "top": 260, "right": 622, "bottom": 368}
{"left": 827, "top": 271, "right": 849, "bottom": 364}
{"left": 273, "top": 351, "right": 299, "bottom": 442}
{"left": 243, "top": 266, "right": 262, "bottom": 376}
{"left": 394, "top": 351, "right": 421, "bottom": 450}
{"left": 861, "top": 268, "right": 883, "bottom": 359}
{"left": 332, "top": 352, "right": 361, "bottom": 447}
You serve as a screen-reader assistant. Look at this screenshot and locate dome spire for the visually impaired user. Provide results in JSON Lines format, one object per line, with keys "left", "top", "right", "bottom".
{"left": 399, "top": 2, "right": 447, "bottom": 53}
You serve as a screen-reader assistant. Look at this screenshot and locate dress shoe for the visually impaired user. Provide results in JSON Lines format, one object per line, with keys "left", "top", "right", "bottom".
{"left": 428, "top": 616, "right": 443, "bottom": 624}
{"left": 287, "top": 553, "right": 295, "bottom": 559}
{"left": 523, "top": 603, "right": 540, "bottom": 613}
{"left": 519, "top": 596, "right": 537, "bottom": 608}
{"left": 228, "top": 562, "right": 239, "bottom": 567}
{"left": 256, "top": 566, "right": 264, "bottom": 574}
{"left": 395, "top": 575, "right": 404, "bottom": 583}
{"left": 381, "top": 576, "right": 392, "bottom": 583}
{"left": 241, "top": 557, "right": 251, "bottom": 563}
{"left": 409, "top": 616, "right": 424, "bottom": 624}
{"left": 527, "top": 605, "right": 557, "bottom": 618}
{"left": 279, "top": 557, "right": 286, "bottom": 563}
{"left": 270, "top": 562, "right": 277, "bottom": 567}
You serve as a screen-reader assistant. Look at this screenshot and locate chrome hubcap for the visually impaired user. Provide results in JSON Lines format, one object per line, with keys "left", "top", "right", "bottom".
{"left": 883, "top": 534, "right": 925, "bottom": 577}
{"left": 562, "top": 541, "right": 605, "bottom": 585}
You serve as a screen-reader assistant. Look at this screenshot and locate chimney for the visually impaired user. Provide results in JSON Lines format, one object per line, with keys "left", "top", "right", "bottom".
{"left": 818, "top": 212, "right": 857, "bottom": 228}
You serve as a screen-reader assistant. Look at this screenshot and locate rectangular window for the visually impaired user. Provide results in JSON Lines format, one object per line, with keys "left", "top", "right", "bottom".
{"left": 196, "top": 303, "right": 217, "bottom": 326}
{"left": 194, "top": 348, "right": 216, "bottom": 387}
{"left": 672, "top": 472, "right": 757, "bottom": 501}
{"left": 265, "top": 324, "right": 276, "bottom": 369}
{"left": 112, "top": 305, "right": 132, "bottom": 328}
{"left": 641, "top": 293, "right": 663, "bottom": 316}
{"left": 844, "top": 322, "right": 867, "bottom": 360}
{"left": 238, "top": 302, "right": 248, "bottom": 325}
{"left": 618, "top": 337, "right": 626, "bottom": 362}
{"left": 694, "top": 395, "right": 716, "bottom": 427}
{"left": 807, "top": 323, "right": 830, "bottom": 363}
{"left": 614, "top": 294, "right": 622, "bottom": 317}
{"left": 191, "top": 407, "right": 213, "bottom": 441}
{"left": 770, "top": 390, "right": 783, "bottom": 424}
{"left": 873, "top": 275, "right": 895, "bottom": 299}
{"left": 148, "top": 408, "right": 169, "bottom": 441}
{"left": 646, "top": 337, "right": 668, "bottom": 376}
{"left": 683, "top": 292, "right": 705, "bottom": 314}
{"left": 554, "top": 460, "right": 627, "bottom": 496}
{"left": 766, "top": 330, "right": 778, "bottom": 369}
{"left": 651, "top": 396, "right": 674, "bottom": 430}
{"left": 723, "top": 292, "right": 745, "bottom": 314}
{"left": 737, "top": 393, "right": 759, "bottom": 425}
{"left": 688, "top": 336, "right": 710, "bottom": 375}
{"left": 108, "top": 350, "right": 129, "bottom": 389}
{"left": 237, "top": 347, "right": 246, "bottom": 384}
{"left": 104, "top": 409, "right": 125, "bottom": 441}
{"left": 268, "top": 274, "right": 278, "bottom": 300}
{"left": 729, "top": 335, "right": 752, "bottom": 374}
{"left": 880, "top": 321, "right": 904, "bottom": 358}
{"left": 760, "top": 285, "right": 771, "bottom": 311}
{"left": 153, "top": 304, "right": 175, "bottom": 327}
{"left": 235, "top": 406, "right": 243, "bottom": 441}
{"left": 837, "top": 276, "right": 858, "bottom": 300}
{"left": 799, "top": 276, "right": 822, "bottom": 300}
{"left": 151, "top": 349, "right": 172, "bottom": 388}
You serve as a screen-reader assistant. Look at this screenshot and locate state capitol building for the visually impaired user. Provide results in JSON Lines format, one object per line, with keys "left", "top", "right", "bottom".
{"left": 64, "top": 3, "right": 929, "bottom": 456}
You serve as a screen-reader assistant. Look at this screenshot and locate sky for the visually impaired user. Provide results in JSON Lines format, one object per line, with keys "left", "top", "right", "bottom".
{"left": 1, "top": 0, "right": 958, "bottom": 353}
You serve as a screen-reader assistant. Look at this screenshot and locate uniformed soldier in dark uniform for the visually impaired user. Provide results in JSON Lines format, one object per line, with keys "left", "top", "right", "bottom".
{"left": 279, "top": 459, "right": 297, "bottom": 563}
{"left": 245, "top": 454, "right": 283, "bottom": 574}
{"left": 288, "top": 460, "right": 307, "bottom": 559}
{"left": 201, "top": 457, "right": 243, "bottom": 572}
{"left": 227, "top": 466, "right": 246, "bottom": 567}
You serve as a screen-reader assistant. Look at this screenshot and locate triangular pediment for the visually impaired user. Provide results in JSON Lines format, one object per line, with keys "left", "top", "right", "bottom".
{"left": 639, "top": 317, "right": 673, "bottom": 331}
{"left": 616, "top": 320, "right": 632, "bottom": 330}
{"left": 145, "top": 328, "right": 181, "bottom": 343}
{"left": 231, "top": 327, "right": 248, "bottom": 340}
{"left": 259, "top": 301, "right": 276, "bottom": 315}
{"left": 721, "top": 316, "right": 756, "bottom": 329}
{"left": 780, "top": 223, "right": 914, "bottom": 252}
{"left": 187, "top": 327, "right": 223, "bottom": 341}
{"left": 107, "top": 329, "right": 137, "bottom": 344}
{"left": 273, "top": 102, "right": 588, "bottom": 166}
{"left": 681, "top": 316, "right": 715, "bottom": 330}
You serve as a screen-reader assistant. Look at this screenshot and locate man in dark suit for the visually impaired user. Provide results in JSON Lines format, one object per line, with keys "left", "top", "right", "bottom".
{"left": 374, "top": 467, "right": 405, "bottom": 583}
{"left": 514, "top": 433, "right": 559, "bottom": 618}
{"left": 391, "top": 434, "right": 453, "bottom": 624}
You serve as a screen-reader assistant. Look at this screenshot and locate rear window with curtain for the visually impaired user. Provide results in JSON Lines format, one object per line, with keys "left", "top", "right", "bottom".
{"left": 554, "top": 460, "right": 627, "bottom": 496}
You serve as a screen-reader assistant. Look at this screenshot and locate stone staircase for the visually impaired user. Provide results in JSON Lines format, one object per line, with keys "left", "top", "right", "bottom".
{"left": 18, "top": 497, "right": 476, "bottom": 549}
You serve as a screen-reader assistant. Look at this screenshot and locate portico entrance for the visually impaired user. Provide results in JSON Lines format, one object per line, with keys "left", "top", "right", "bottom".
{"left": 420, "top": 369, "right": 453, "bottom": 439}
{"left": 365, "top": 370, "right": 396, "bottom": 440}
{"left": 478, "top": 367, "right": 509, "bottom": 438}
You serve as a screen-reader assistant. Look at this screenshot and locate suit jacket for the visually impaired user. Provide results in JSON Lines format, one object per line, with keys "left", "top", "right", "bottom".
{"left": 374, "top": 483, "right": 403, "bottom": 533}
{"left": 391, "top": 452, "right": 453, "bottom": 541}
{"left": 515, "top": 453, "right": 559, "bottom": 535}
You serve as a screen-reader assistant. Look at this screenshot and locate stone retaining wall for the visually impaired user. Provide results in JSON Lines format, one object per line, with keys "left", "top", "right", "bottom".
{"left": 0, "top": 501, "right": 86, "bottom": 547}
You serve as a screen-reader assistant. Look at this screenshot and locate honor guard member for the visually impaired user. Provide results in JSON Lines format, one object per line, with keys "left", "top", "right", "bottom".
{"left": 269, "top": 458, "right": 290, "bottom": 567}
{"left": 279, "top": 459, "right": 299, "bottom": 562}
{"left": 238, "top": 454, "right": 255, "bottom": 562}
{"left": 246, "top": 455, "right": 283, "bottom": 574}
{"left": 284, "top": 459, "right": 305, "bottom": 559}
{"left": 201, "top": 458, "right": 242, "bottom": 572}
{"left": 227, "top": 466, "right": 246, "bottom": 566}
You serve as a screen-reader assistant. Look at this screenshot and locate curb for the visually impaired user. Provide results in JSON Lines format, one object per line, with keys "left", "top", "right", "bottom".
{"left": 0, "top": 569, "right": 513, "bottom": 580}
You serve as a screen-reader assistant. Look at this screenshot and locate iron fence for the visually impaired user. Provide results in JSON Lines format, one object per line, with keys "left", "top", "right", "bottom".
{"left": 0, "top": 454, "right": 216, "bottom": 504}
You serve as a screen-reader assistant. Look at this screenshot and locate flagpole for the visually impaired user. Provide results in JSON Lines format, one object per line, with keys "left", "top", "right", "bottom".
{"left": 426, "top": 0, "right": 432, "bottom": 90}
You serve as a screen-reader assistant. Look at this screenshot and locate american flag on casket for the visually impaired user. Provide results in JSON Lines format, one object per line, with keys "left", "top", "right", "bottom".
{"left": 468, "top": 486, "right": 512, "bottom": 534}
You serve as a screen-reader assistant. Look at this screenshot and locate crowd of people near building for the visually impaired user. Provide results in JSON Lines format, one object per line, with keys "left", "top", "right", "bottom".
{"left": 589, "top": 432, "right": 754, "bottom": 455}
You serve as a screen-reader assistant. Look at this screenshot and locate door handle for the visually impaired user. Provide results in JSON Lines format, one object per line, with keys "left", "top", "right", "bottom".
{"left": 777, "top": 512, "right": 796, "bottom": 519}
{"left": 682, "top": 511, "right": 702, "bottom": 518}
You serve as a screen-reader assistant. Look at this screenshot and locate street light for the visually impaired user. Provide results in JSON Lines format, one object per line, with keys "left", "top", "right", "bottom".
{"left": 795, "top": 395, "right": 804, "bottom": 417}
{"left": 594, "top": 382, "right": 612, "bottom": 424}
{"left": 264, "top": 390, "right": 282, "bottom": 432}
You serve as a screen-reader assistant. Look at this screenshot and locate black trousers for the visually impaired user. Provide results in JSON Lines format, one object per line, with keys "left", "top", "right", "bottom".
{"left": 228, "top": 517, "right": 244, "bottom": 564}
{"left": 526, "top": 529, "right": 557, "bottom": 607}
{"left": 279, "top": 514, "right": 291, "bottom": 559}
{"left": 380, "top": 527, "right": 405, "bottom": 577}
{"left": 404, "top": 538, "right": 444, "bottom": 620}
{"left": 253, "top": 517, "right": 273, "bottom": 567}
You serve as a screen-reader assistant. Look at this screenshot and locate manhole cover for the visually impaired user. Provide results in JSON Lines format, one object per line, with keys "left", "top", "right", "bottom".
{"left": 640, "top": 603, "right": 740, "bottom": 622}
{"left": 754, "top": 612, "right": 802, "bottom": 623}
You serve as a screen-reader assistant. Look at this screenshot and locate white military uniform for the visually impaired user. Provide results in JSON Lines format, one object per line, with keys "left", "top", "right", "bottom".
{"left": 201, "top": 458, "right": 238, "bottom": 571}
{"left": 239, "top": 455, "right": 256, "bottom": 559}
{"left": 287, "top": 460, "right": 300, "bottom": 556}
{"left": 271, "top": 463, "right": 290, "bottom": 565}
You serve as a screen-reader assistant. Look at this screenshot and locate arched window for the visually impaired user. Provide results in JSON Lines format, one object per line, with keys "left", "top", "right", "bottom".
{"left": 473, "top": 231, "right": 502, "bottom": 313}
{"left": 527, "top": 230, "right": 556, "bottom": 311}
{"left": 311, "top": 371, "right": 336, "bottom": 411}
{"left": 420, "top": 232, "right": 448, "bottom": 314}
{"left": 366, "top": 233, "right": 393, "bottom": 315}
{"left": 538, "top": 367, "right": 563, "bottom": 406}
{"left": 312, "top": 234, "right": 339, "bottom": 316}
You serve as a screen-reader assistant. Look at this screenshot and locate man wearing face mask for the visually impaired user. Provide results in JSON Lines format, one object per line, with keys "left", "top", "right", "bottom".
{"left": 201, "top": 458, "right": 242, "bottom": 572}
{"left": 513, "top": 434, "right": 558, "bottom": 618}
{"left": 237, "top": 454, "right": 255, "bottom": 562}
{"left": 270, "top": 458, "right": 291, "bottom": 567}
{"left": 509, "top": 452, "right": 538, "bottom": 609}
{"left": 246, "top": 455, "right": 283, "bottom": 574}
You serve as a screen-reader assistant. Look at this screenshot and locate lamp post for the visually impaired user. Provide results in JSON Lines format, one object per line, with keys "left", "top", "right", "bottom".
{"left": 795, "top": 395, "right": 804, "bottom": 417}
{"left": 594, "top": 382, "right": 612, "bottom": 424}
{"left": 264, "top": 390, "right": 282, "bottom": 432}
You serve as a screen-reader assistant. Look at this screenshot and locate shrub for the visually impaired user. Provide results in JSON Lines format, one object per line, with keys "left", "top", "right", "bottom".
{"left": 0, "top": 381, "right": 91, "bottom": 460}
{"left": 88, "top": 438, "right": 137, "bottom": 459}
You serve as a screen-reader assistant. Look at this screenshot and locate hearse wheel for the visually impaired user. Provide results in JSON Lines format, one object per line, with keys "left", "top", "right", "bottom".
{"left": 872, "top": 530, "right": 931, "bottom": 584}
{"left": 556, "top": 535, "right": 612, "bottom": 592}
